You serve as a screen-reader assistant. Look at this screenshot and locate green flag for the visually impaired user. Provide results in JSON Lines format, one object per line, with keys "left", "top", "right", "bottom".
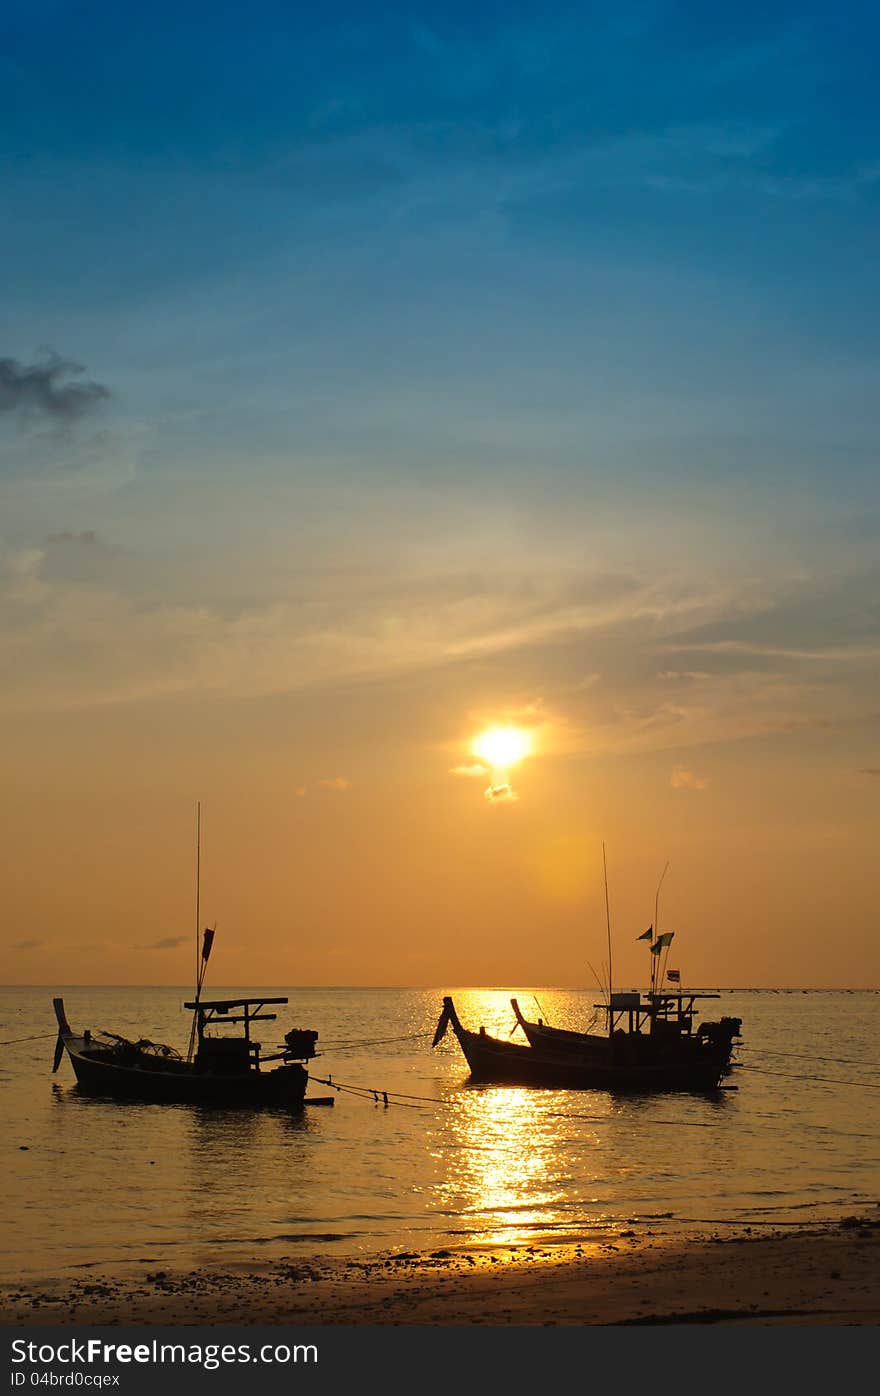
{"left": 650, "top": 931, "right": 675, "bottom": 955}
{"left": 637, "top": 926, "right": 653, "bottom": 941}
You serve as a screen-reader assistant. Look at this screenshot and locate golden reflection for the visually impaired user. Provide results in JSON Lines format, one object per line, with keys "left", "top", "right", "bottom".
{"left": 432, "top": 989, "right": 614, "bottom": 1249}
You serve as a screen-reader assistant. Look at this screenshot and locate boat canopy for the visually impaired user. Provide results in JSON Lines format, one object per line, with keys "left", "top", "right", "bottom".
{"left": 183, "top": 997, "right": 290, "bottom": 1041}
{"left": 593, "top": 990, "right": 723, "bottom": 1037}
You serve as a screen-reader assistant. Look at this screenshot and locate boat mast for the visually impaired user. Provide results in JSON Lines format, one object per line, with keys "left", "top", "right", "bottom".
{"left": 186, "top": 803, "right": 201, "bottom": 1064}
{"left": 195, "top": 800, "right": 201, "bottom": 1000}
{"left": 652, "top": 861, "right": 669, "bottom": 995}
{"left": 602, "top": 841, "right": 613, "bottom": 1036}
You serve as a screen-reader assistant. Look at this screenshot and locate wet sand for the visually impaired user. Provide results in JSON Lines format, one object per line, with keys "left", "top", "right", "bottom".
{"left": 3, "top": 1216, "right": 879, "bottom": 1326}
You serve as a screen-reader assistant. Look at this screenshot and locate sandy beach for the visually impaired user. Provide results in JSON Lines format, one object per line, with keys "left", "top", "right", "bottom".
{"left": 4, "top": 1215, "right": 878, "bottom": 1327}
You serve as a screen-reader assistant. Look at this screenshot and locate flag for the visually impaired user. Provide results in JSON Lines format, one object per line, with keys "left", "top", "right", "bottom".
{"left": 201, "top": 928, "right": 214, "bottom": 962}
{"left": 650, "top": 931, "right": 675, "bottom": 955}
{"left": 636, "top": 926, "right": 653, "bottom": 941}
{"left": 666, "top": 968, "right": 681, "bottom": 983}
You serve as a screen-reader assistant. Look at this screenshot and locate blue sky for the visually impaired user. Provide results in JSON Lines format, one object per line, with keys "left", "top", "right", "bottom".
{"left": 1, "top": 3, "right": 879, "bottom": 984}
{"left": 4, "top": 2, "right": 879, "bottom": 492}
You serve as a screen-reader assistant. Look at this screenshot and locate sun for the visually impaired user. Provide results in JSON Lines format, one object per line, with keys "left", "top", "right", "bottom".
{"left": 472, "top": 725, "right": 533, "bottom": 770}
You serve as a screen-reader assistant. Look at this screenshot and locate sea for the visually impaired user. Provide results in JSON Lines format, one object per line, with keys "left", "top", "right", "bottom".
{"left": 3, "top": 986, "right": 878, "bottom": 1286}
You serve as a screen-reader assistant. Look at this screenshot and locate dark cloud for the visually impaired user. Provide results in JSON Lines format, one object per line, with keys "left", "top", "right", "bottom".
{"left": 137, "top": 936, "right": 188, "bottom": 951}
{"left": 12, "top": 938, "right": 42, "bottom": 950}
{"left": 0, "top": 351, "right": 110, "bottom": 424}
{"left": 861, "top": 768, "right": 880, "bottom": 777}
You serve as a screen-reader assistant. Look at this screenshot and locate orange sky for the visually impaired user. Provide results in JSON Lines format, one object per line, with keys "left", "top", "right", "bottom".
{"left": 3, "top": 655, "right": 877, "bottom": 987}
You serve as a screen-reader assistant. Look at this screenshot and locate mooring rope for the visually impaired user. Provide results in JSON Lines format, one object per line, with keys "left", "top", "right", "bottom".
{"left": 737, "top": 1063, "right": 880, "bottom": 1089}
{"left": 316, "top": 1032, "right": 434, "bottom": 1050}
{"left": 743, "top": 1047, "right": 880, "bottom": 1070}
{"left": 0, "top": 1031, "right": 58, "bottom": 1046}
{"left": 309, "top": 1074, "right": 446, "bottom": 1108}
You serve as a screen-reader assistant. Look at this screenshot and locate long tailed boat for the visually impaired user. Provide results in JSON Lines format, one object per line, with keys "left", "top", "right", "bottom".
{"left": 52, "top": 993, "right": 319, "bottom": 1109}
{"left": 433, "top": 994, "right": 741, "bottom": 1093}
{"left": 52, "top": 924, "right": 321, "bottom": 1109}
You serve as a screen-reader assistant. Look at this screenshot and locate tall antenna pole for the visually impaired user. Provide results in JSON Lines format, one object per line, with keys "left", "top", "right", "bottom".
{"left": 602, "top": 842, "right": 613, "bottom": 1035}
{"left": 186, "top": 802, "right": 201, "bottom": 1065}
{"left": 652, "top": 860, "right": 669, "bottom": 995}
{"left": 192, "top": 804, "right": 199, "bottom": 999}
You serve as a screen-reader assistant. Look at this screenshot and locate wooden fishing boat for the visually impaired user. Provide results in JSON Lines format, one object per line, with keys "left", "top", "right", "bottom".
{"left": 51, "top": 808, "right": 326, "bottom": 1110}
{"left": 52, "top": 905, "right": 322, "bottom": 1110}
{"left": 52, "top": 990, "right": 320, "bottom": 1109}
{"left": 433, "top": 995, "right": 740, "bottom": 1092}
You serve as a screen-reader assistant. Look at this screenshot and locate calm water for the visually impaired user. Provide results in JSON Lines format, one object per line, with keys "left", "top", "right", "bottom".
{"left": 3, "top": 986, "right": 878, "bottom": 1284}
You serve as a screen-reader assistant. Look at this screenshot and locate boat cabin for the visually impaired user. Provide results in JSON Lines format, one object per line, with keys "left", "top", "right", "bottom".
{"left": 183, "top": 997, "right": 318, "bottom": 1073}
{"left": 596, "top": 990, "right": 721, "bottom": 1038}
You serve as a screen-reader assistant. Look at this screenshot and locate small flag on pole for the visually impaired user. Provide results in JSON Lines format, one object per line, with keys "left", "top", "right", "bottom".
{"left": 666, "top": 968, "right": 680, "bottom": 983}
{"left": 650, "top": 931, "right": 675, "bottom": 955}
{"left": 637, "top": 926, "right": 653, "bottom": 941}
{"left": 201, "top": 928, "right": 214, "bottom": 962}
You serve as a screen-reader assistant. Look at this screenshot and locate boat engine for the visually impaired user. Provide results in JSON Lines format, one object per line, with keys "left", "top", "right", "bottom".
{"left": 283, "top": 1028, "right": 318, "bottom": 1061}
{"left": 696, "top": 1016, "right": 742, "bottom": 1048}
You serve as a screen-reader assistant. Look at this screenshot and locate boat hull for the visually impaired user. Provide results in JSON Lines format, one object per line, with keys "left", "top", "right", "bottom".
{"left": 59, "top": 1036, "right": 309, "bottom": 1109}
{"left": 460, "top": 1030, "right": 726, "bottom": 1091}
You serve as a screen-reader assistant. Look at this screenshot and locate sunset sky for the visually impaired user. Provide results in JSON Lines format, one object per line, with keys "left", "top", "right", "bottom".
{"left": 2, "top": 2, "right": 878, "bottom": 989}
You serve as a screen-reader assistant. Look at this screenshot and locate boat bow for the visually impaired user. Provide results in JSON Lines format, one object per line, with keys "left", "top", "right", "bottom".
{"left": 432, "top": 996, "right": 459, "bottom": 1047}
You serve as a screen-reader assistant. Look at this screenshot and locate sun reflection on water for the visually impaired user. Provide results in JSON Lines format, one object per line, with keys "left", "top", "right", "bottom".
{"left": 430, "top": 989, "right": 618, "bottom": 1248}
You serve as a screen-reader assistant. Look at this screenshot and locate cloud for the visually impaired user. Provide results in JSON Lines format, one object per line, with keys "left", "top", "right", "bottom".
{"left": 657, "top": 670, "right": 711, "bottom": 682}
{"left": 860, "top": 768, "right": 880, "bottom": 777}
{"left": 0, "top": 351, "right": 110, "bottom": 425}
{"left": 485, "top": 782, "right": 519, "bottom": 803}
{"left": 670, "top": 765, "right": 709, "bottom": 791}
{"left": 12, "top": 938, "right": 42, "bottom": 950}
{"left": 658, "top": 639, "right": 880, "bottom": 663}
{"left": 0, "top": 513, "right": 877, "bottom": 781}
{"left": 136, "top": 936, "right": 188, "bottom": 951}
{"left": 449, "top": 762, "right": 488, "bottom": 777}
{"left": 47, "top": 530, "right": 99, "bottom": 546}
{"left": 295, "top": 778, "right": 350, "bottom": 794}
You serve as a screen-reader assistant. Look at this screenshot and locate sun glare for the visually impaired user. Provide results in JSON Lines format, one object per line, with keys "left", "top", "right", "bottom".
{"left": 472, "top": 725, "right": 533, "bottom": 770}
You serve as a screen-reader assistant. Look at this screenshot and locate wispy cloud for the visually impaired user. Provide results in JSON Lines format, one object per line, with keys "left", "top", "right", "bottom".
{"left": 294, "top": 776, "right": 351, "bottom": 794}
{"left": 47, "top": 530, "right": 99, "bottom": 545}
{"left": 136, "top": 936, "right": 188, "bottom": 951}
{"left": 670, "top": 765, "right": 709, "bottom": 791}
{"left": 658, "top": 639, "right": 880, "bottom": 663}
{"left": 1, "top": 524, "right": 877, "bottom": 769}
{"left": 449, "top": 763, "right": 488, "bottom": 778}
{"left": 12, "top": 938, "right": 42, "bottom": 950}
{"left": 657, "top": 670, "right": 711, "bottom": 682}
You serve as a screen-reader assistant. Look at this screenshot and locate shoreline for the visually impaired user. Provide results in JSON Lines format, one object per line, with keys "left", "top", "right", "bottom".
{"left": 4, "top": 1216, "right": 878, "bottom": 1327}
